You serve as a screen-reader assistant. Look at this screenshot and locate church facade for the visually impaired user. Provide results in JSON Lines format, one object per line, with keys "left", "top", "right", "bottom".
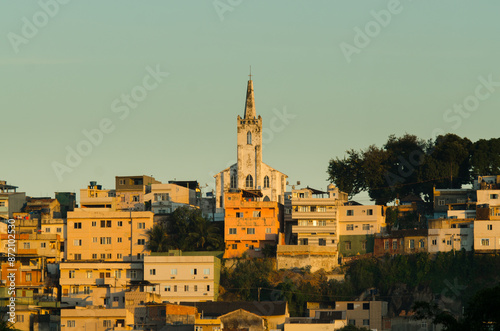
{"left": 215, "top": 79, "right": 287, "bottom": 210}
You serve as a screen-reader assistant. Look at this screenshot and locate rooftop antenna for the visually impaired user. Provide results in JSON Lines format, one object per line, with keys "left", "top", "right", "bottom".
{"left": 249, "top": 65, "right": 252, "bottom": 80}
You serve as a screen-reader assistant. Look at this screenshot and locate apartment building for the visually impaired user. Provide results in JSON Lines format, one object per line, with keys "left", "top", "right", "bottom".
{"left": 338, "top": 204, "right": 386, "bottom": 257}
{"left": 66, "top": 209, "right": 154, "bottom": 262}
{"left": 61, "top": 307, "right": 133, "bottom": 330}
{"left": 143, "top": 183, "right": 197, "bottom": 215}
{"left": 143, "top": 252, "right": 221, "bottom": 303}
{"left": 428, "top": 219, "right": 473, "bottom": 253}
{"left": 0, "top": 180, "right": 26, "bottom": 220}
{"left": 115, "top": 175, "right": 161, "bottom": 211}
{"left": 224, "top": 190, "right": 282, "bottom": 258}
{"left": 80, "top": 181, "right": 117, "bottom": 210}
{"left": 60, "top": 261, "right": 143, "bottom": 308}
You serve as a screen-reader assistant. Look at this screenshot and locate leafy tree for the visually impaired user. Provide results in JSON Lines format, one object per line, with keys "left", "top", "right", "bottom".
{"left": 470, "top": 138, "right": 500, "bottom": 176}
{"left": 338, "top": 325, "right": 370, "bottom": 331}
{"left": 327, "top": 149, "right": 365, "bottom": 198}
{"left": 145, "top": 222, "right": 169, "bottom": 252}
{"left": 0, "top": 320, "right": 22, "bottom": 331}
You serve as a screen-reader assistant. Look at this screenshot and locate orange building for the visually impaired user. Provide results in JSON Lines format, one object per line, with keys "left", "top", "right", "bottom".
{"left": 224, "top": 190, "right": 282, "bottom": 258}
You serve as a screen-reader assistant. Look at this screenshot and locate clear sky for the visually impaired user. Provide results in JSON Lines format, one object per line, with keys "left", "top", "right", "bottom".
{"left": 1, "top": 1, "right": 499, "bottom": 203}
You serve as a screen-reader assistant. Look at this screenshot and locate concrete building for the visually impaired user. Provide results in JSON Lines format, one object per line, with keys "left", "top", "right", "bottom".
{"left": 115, "top": 175, "right": 161, "bottom": 211}
{"left": 80, "top": 181, "right": 117, "bottom": 210}
{"left": 214, "top": 79, "right": 287, "bottom": 211}
{"left": 338, "top": 204, "right": 386, "bottom": 257}
{"left": 61, "top": 307, "right": 133, "bottom": 330}
{"left": 223, "top": 190, "right": 282, "bottom": 258}
{"left": 143, "top": 183, "right": 197, "bottom": 215}
{"left": 474, "top": 219, "right": 500, "bottom": 252}
{"left": 59, "top": 261, "right": 143, "bottom": 308}
{"left": 143, "top": 252, "right": 221, "bottom": 303}
{"left": 428, "top": 219, "right": 473, "bottom": 253}
{"left": 66, "top": 209, "right": 154, "bottom": 262}
{"left": 374, "top": 229, "right": 428, "bottom": 256}
{"left": 0, "top": 180, "right": 26, "bottom": 220}
{"left": 433, "top": 187, "right": 476, "bottom": 219}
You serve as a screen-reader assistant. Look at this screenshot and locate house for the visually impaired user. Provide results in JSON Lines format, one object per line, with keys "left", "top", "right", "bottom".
{"left": 0, "top": 180, "right": 26, "bottom": 220}
{"left": 61, "top": 306, "right": 133, "bottom": 330}
{"left": 374, "top": 229, "right": 428, "bottom": 256}
{"left": 115, "top": 175, "right": 161, "bottom": 211}
{"left": 223, "top": 190, "right": 282, "bottom": 258}
{"left": 428, "top": 219, "right": 473, "bottom": 253}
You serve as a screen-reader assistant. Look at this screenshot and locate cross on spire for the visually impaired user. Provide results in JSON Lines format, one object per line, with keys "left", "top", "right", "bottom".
{"left": 248, "top": 65, "right": 252, "bottom": 80}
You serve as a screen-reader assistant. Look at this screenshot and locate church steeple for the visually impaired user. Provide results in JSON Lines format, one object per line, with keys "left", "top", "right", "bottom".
{"left": 244, "top": 79, "right": 256, "bottom": 119}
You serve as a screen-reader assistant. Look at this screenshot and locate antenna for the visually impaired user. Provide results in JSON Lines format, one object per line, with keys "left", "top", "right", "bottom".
{"left": 249, "top": 65, "right": 252, "bottom": 80}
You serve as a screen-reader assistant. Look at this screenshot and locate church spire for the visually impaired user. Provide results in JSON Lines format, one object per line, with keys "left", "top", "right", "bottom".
{"left": 244, "top": 69, "right": 256, "bottom": 119}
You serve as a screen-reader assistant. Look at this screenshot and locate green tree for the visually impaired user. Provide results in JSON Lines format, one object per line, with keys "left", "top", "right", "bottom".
{"left": 470, "top": 138, "right": 500, "bottom": 177}
{"left": 145, "top": 222, "right": 169, "bottom": 252}
{"left": 327, "top": 149, "right": 365, "bottom": 198}
{"left": 338, "top": 325, "right": 370, "bottom": 331}
{"left": 0, "top": 320, "right": 22, "bottom": 331}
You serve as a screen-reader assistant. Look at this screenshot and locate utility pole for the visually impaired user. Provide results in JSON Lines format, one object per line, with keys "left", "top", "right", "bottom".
{"left": 258, "top": 287, "right": 261, "bottom": 302}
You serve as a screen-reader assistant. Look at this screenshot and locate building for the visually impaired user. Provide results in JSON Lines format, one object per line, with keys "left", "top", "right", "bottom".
{"left": 59, "top": 261, "right": 143, "bottom": 308}
{"left": 61, "top": 307, "right": 133, "bottom": 330}
{"left": 308, "top": 301, "right": 389, "bottom": 331}
{"left": 143, "top": 183, "right": 197, "bottom": 215}
{"left": 338, "top": 204, "right": 386, "bottom": 257}
{"left": 223, "top": 190, "right": 282, "bottom": 258}
{"left": 115, "top": 175, "right": 161, "bottom": 211}
{"left": 80, "top": 181, "right": 117, "bottom": 210}
{"left": 374, "top": 229, "right": 428, "bottom": 256}
{"left": 66, "top": 209, "right": 154, "bottom": 262}
{"left": 428, "top": 219, "right": 473, "bottom": 253}
{"left": 0, "top": 180, "right": 26, "bottom": 220}
{"left": 214, "top": 79, "right": 287, "bottom": 211}
{"left": 433, "top": 187, "right": 476, "bottom": 219}
{"left": 285, "top": 311, "right": 347, "bottom": 331}
{"left": 143, "top": 252, "right": 221, "bottom": 303}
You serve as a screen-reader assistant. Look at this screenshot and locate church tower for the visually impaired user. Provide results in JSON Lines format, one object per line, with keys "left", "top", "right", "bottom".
{"left": 235, "top": 80, "right": 262, "bottom": 190}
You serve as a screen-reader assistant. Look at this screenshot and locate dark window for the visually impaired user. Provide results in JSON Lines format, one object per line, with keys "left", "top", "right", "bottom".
{"left": 363, "top": 303, "right": 369, "bottom": 310}
{"left": 347, "top": 303, "right": 354, "bottom": 310}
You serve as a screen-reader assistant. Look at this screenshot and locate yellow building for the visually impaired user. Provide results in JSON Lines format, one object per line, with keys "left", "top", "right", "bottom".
{"left": 66, "top": 209, "right": 154, "bottom": 262}
{"left": 60, "top": 261, "right": 143, "bottom": 308}
{"left": 115, "top": 175, "right": 161, "bottom": 211}
{"left": 61, "top": 307, "right": 133, "bottom": 330}
{"left": 80, "top": 181, "right": 118, "bottom": 210}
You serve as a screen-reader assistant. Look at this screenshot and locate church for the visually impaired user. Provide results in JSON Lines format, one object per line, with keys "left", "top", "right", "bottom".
{"left": 214, "top": 78, "right": 288, "bottom": 210}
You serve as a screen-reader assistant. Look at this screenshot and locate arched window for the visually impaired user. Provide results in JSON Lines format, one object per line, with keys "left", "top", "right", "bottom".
{"left": 263, "top": 176, "right": 270, "bottom": 188}
{"left": 245, "top": 175, "right": 253, "bottom": 188}
{"left": 263, "top": 196, "right": 270, "bottom": 201}
{"left": 247, "top": 131, "right": 252, "bottom": 145}
{"left": 230, "top": 174, "right": 237, "bottom": 189}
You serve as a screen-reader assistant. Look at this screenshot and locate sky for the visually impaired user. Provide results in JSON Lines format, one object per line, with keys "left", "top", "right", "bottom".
{"left": 1, "top": 1, "right": 499, "bottom": 204}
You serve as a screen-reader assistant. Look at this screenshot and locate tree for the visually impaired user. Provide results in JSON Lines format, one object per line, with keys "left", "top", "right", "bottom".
{"left": 338, "top": 325, "right": 370, "bottom": 331}
{"left": 145, "top": 222, "right": 169, "bottom": 252}
{"left": 469, "top": 138, "right": 500, "bottom": 177}
{"left": 327, "top": 149, "right": 365, "bottom": 198}
{"left": 0, "top": 320, "right": 22, "bottom": 331}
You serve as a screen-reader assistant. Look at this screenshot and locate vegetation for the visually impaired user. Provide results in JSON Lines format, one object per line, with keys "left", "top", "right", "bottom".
{"left": 221, "top": 251, "right": 500, "bottom": 317}
{"left": 0, "top": 320, "right": 21, "bottom": 331}
{"left": 327, "top": 133, "right": 500, "bottom": 204}
{"left": 146, "top": 206, "right": 223, "bottom": 252}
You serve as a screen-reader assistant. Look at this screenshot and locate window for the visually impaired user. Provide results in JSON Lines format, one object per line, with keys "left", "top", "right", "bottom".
{"left": 446, "top": 240, "right": 452, "bottom": 246}
{"left": 392, "top": 240, "right": 397, "bottom": 249}
{"left": 346, "top": 224, "right": 354, "bottom": 231}
{"left": 165, "top": 285, "right": 171, "bottom": 292}
{"left": 345, "top": 241, "right": 351, "bottom": 250}
{"left": 246, "top": 175, "right": 253, "bottom": 188}
{"left": 171, "top": 269, "right": 177, "bottom": 275}
{"left": 266, "top": 227, "right": 272, "bottom": 233}
{"left": 204, "top": 268, "right": 210, "bottom": 275}
{"left": 419, "top": 240, "right": 425, "bottom": 248}
{"left": 253, "top": 211, "right": 261, "bottom": 217}
{"left": 231, "top": 244, "right": 237, "bottom": 249}
{"left": 83, "top": 286, "right": 90, "bottom": 294}
{"left": 73, "top": 239, "right": 82, "bottom": 246}
{"left": 138, "top": 239, "right": 145, "bottom": 245}
{"left": 71, "top": 286, "right": 79, "bottom": 294}
{"left": 363, "top": 319, "right": 370, "bottom": 326}
{"left": 86, "top": 270, "right": 92, "bottom": 278}
{"left": 490, "top": 194, "right": 499, "bottom": 199}
{"left": 191, "top": 268, "right": 197, "bottom": 275}
{"left": 247, "top": 228, "right": 255, "bottom": 234}
{"left": 67, "top": 320, "right": 76, "bottom": 328}
{"left": 432, "top": 239, "right": 437, "bottom": 246}
{"left": 348, "top": 319, "right": 356, "bottom": 325}
{"left": 488, "top": 224, "right": 493, "bottom": 230}
{"left": 117, "top": 237, "right": 122, "bottom": 243}
{"left": 114, "top": 270, "right": 121, "bottom": 278}
{"left": 117, "top": 253, "right": 122, "bottom": 259}
{"left": 93, "top": 237, "right": 98, "bottom": 243}
{"left": 367, "top": 209, "right": 373, "bottom": 215}
{"left": 184, "top": 285, "right": 189, "bottom": 291}
{"left": 362, "top": 241, "right": 367, "bottom": 250}
{"left": 74, "top": 222, "right": 81, "bottom": 229}
{"left": 264, "top": 176, "right": 270, "bottom": 188}
{"left": 230, "top": 174, "right": 237, "bottom": 189}
{"left": 92, "top": 221, "right": 96, "bottom": 227}
{"left": 45, "top": 227, "right": 50, "bottom": 233}
{"left": 101, "top": 253, "right": 106, "bottom": 259}
{"left": 129, "top": 270, "right": 137, "bottom": 278}
{"left": 103, "top": 320, "right": 111, "bottom": 328}
{"left": 247, "top": 131, "right": 252, "bottom": 144}
{"left": 347, "top": 303, "right": 354, "bottom": 310}
{"left": 384, "top": 240, "right": 389, "bottom": 250}
{"left": 229, "top": 228, "right": 237, "bottom": 235}
{"left": 113, "top": 296, "right": 119, "bottom": 302}
{"left": 318, "top": 220, "right": 327, "bottom": 226}
{"left": 346, "top": 210, "right": 354, "bottom": 216}
{"left": 194, "top": 285, "right": 198, "bottom": 292}
{"left": 438, "top": 199, "right": 445, "bottom": 206}
{"left": 207, "top": 285, "right": 210, "bottom": 291}
{"left": 300, "top": 238, "right": 309, "bottom": 245}
{"left": 106, "top": 220, "right": 111, "bottom": 227}
{"left": 133, "top": 195, "right": 140, "bottom": 202}
{"left": 101, "top": 220, "right": 106, "bottom": 228}
{"left": 409, "top": 239, "right": 415, "bottom": 249}
{"left": 117, "top": 221, "right": 123, "bottom": 227}
{"left": 100, "top": 237, "right": 112, "bottom": 244}
{"left": 236, "top": 212, "right": 244, "bottom": 218}
{"left": 57, "top": 227, "right": 62, "bottom": 233}
{"left": 74, "top": 254, "right": 81, "bottom": 260}
{"left": 138, "top": 222, "right": 145, "bottom": 229}
{"left": 298, "top": 220, "right": 308, "bottom": 226}
{"left": 92, "top": 254, "right": 97, "bottom": 259}
{"left": 69, "top": 270, "right": 75, "bottom": 278}
{"left": 41, "top": 242, "right": 46, "bottom": 248}
{"left": 482, "top": 238, "right": 490, "bottom": 246}
{"left": 17, "top": 315, "right": 24, "bottom": 323}
{"left": 25, "top": 273, "right": 32, "bottom": 282}
{"left": 319, "top": 238, "right": 326, "bottom": 246}
{"left": 174, "top": 285, "right": 178, "bottom": 292}
{"left": 362, "top": 224, "right": 370, "bottom": 230}
{"left": 363, "top": 302, "right": 370, "bottom": 310}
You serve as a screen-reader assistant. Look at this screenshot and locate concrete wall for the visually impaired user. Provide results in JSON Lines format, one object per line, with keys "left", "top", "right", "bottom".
{"left": 277, "top": 245, "right": 338, "bottom": 272}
